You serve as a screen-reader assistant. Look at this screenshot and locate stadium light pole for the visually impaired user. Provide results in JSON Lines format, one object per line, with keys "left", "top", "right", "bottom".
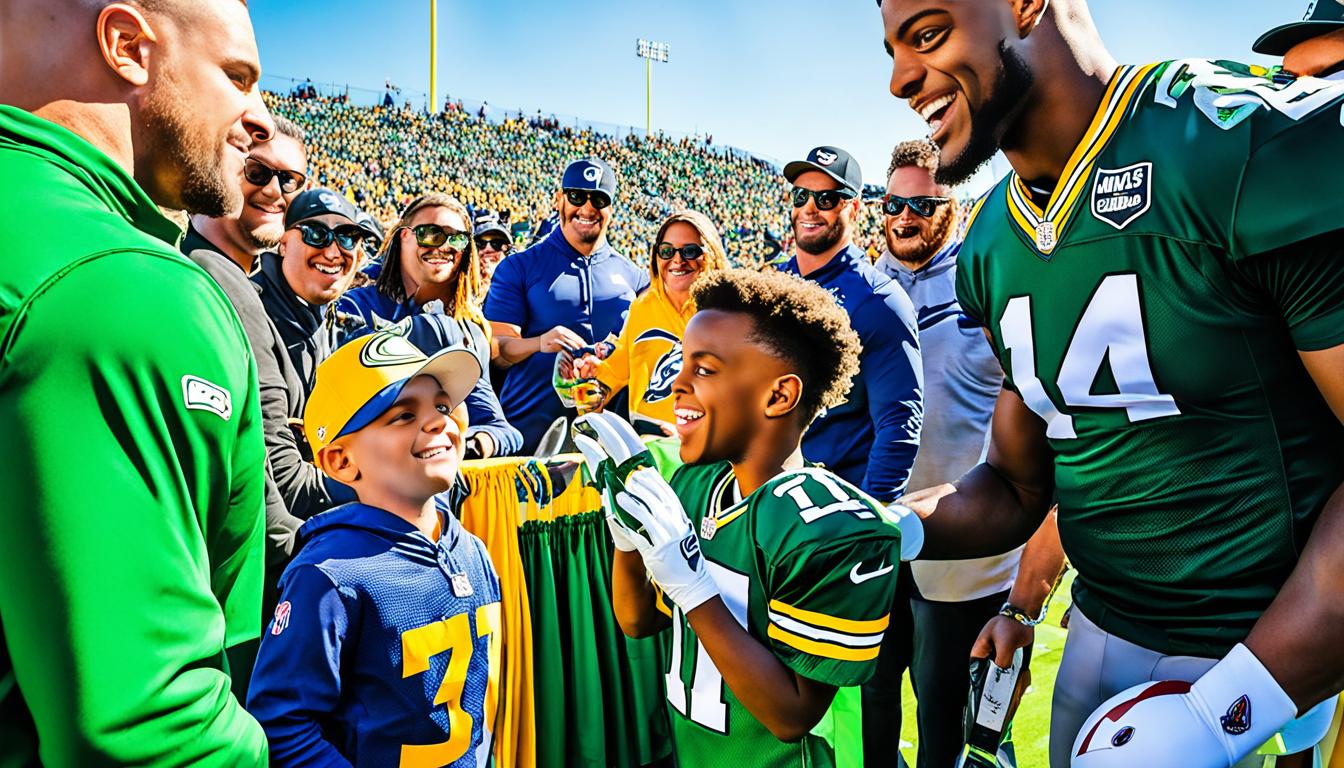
{"left": 635, "top": 39, "right": 669, "bottom": 136}
{"left": 429, "top": 0, "right": 438, "bottom": 113}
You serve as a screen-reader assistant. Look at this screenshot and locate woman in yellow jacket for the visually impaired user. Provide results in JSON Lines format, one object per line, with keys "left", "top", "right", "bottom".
{"left": 571, "top": 209, "right": 728, "bottom": 435}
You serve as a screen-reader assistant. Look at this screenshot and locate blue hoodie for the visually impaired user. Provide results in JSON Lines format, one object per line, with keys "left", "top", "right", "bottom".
{"left": 247, "top": 502, "right": 502, "bottom": 767}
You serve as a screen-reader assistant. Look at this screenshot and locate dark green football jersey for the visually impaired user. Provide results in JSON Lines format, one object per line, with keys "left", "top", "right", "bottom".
{"left": 956, "top": 60, "right": 1344, "bottom": 657}
{"left": 645, "top": 441, "right": 901, "bottom": 767}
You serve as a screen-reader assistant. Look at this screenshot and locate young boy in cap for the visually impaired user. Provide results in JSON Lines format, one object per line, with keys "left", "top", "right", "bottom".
{"left": 575, "top": 269, "right": 913, "bottom": 768}
{"left": 247, "top": 331, "right": 502, "bottom": 767}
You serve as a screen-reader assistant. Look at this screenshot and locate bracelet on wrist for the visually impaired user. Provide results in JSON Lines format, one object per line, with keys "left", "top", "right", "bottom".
{"left": 999, "top": 602, "right": 1046, "bottom": 627}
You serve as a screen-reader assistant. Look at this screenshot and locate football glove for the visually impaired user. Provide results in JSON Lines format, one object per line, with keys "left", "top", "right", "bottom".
{"left": 1071, "top": 643, "right": 1306, "bottom": 767}
{"left": 572, "top": 412, "right": 647, "bottom": 552}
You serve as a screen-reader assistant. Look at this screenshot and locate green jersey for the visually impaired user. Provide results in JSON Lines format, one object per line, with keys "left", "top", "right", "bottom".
{"left": 0, "top": 107, "right": 267, "bottom": 764}
{"left": 956, "top": 61, "right": 1344, "bottom": 657}
{"left": 648, "top": 442, "right": 902, "bottom": 767}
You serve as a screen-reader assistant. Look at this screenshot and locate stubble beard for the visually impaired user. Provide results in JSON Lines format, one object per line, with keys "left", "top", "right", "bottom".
{"left": 935, "top": 40, "right": 1035, "bottom": 187}
{"left": 141, "top": 74, "right": 241, "bottom": 218}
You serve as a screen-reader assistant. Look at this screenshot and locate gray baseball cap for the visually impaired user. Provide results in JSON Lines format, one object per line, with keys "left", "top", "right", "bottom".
{"left": 1254, "top": 0, "right": 1344, "bottom": 55}
{"left": 783, "top": 146, "right": 863, "bottom": 196}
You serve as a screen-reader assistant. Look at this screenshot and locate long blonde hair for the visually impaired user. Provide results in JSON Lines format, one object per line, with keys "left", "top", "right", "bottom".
{"left": 649, "top": 209, "right": 729, "bottom": 307}
{"left": 375, "top": 192, "right": 487, "bottom": 329}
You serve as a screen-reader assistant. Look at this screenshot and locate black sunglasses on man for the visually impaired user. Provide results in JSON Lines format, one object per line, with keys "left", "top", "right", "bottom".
{"left": 244, "top": 156, "right": 307, "bottom": 195}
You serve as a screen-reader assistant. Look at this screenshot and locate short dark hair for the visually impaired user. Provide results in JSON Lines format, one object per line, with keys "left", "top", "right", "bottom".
{"left": 691, "top": 269, "right": 861, "bottom": 422}
{"left": 886, "top": 138, "right": 939, "bottom": 181}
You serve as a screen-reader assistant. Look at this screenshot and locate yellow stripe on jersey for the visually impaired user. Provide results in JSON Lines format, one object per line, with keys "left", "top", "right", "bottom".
{"left": 767, "top": 624, "right": 882, "bottom": 662}
{"left": 768, "top": 599, "right": 890, "bottom": 635}
{"left": 962, "top": 190, "right": 991, "bottom": 235}
{"left": 1004, "top": 62, "right": 1160, "bottom": 255}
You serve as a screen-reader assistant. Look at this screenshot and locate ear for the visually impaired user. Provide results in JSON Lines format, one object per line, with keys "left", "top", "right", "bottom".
{"left": 97, "top": 4, "right": 158, "bottom": 88}
{"left": 552, "top": 190, "right": 565, "bottom": 211}
{"left": 764, "top": 374, "right": 804, "bottom": 419}
{"left": 1010, "top": 0, "right": 1050, "bottom": 38}
{"left": 318, "top": 442, "right": 361, "bottom": 484}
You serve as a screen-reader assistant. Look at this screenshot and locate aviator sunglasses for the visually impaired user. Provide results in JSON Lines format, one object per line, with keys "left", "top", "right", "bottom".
{"left": 882, "top": 194, "right": 950, "bottom": 218}
{"left": 790, "top": 186, "right": 856, "bottom": 211}
{"left": 243, "top": 157, "right": 307, "bottom": 194}
{"left": 295, "top": 221, "right": 367, "bottom": 252}
{"left": 654, "top": 243, "right": 705, "bottom": 261}
{"left": 402, "top": 224, "right": 471, "bottom": 251}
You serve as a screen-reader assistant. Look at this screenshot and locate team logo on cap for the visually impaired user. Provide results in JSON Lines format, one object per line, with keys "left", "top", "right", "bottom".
{"left": 359, "top": 333, "right": 424, "bottom": 368}
{"left": 182, "top": 375, "right": 232, "bottom": 420}
{"left": 582, "top": 166, "right": 602, "bottom": 182}
{"left": 814, "top": 149, "right": 839, "bottom": 166}
{"left": 318, "top": 191, "right": 341, "bottom": 208}
{"left": 1091, "top": 162, "right": 1152, "bottom": 230}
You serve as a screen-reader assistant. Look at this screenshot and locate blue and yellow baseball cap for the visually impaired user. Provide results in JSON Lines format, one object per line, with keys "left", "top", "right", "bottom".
{"left": 303, "top": 332, "right": 481, "bottom": 457}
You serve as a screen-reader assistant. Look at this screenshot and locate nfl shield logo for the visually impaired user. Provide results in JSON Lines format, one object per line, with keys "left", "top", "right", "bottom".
{"left": 1091, "top": 162, "right": 1153, "bottom": 230}
{"left": 271, "top": 601, "right": 292, "bottom": 635}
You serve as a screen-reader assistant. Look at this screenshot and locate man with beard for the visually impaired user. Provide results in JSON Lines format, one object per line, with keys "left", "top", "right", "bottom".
{"left": 0, "top": 0, "right": 274, "bottom": 763}
{"left": 878, "top": 1, "right": 1344, "bottom": 765}
{"left": 777, "top": 145, "right": 922, "bottom": 503}
{"left": 486, "top": 157, "right": 650, "bottom": 452}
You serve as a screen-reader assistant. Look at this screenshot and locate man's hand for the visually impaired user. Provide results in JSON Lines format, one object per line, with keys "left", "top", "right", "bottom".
{"left": 971, "top": 614, "right": 1034, "bottom": 670}
{"left": 540, "top": 325, "right": 584, "bottom": 354}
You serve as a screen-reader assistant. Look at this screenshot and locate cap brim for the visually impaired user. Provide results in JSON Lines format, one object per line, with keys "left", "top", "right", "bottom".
{"left": 474, "top": 225, "right": 509, "bottom": 238}
{"left": 1253, "top": 20, "right": 1344, "bottom": 55}
{"left": 338, "top": 347, "right": 482, "bottom": 438}
{"left": 783, "top": 160, "right": 858, "bottom": 193}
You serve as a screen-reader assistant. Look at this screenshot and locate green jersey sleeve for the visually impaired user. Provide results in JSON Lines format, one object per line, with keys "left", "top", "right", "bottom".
{"left": 1233, "top": 230, "right": 1344, "bottom": 351}
{"left": 755, "top": 470, "right": 901, "bottom": 687}
{"left": 0, "top": 252, "right": 267, "bottom": 765}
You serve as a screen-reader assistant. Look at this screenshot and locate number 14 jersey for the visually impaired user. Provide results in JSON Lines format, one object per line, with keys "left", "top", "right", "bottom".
{"left": 647, "top": 441, "right": 902, "bottom": 767}
{"left": 956, "top": 60, "right": 1344, "bottom": 657}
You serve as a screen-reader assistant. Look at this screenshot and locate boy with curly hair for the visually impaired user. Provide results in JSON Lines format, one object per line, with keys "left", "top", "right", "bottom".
{"left": 574, "top": 269, "right": 911, "bottom": 767}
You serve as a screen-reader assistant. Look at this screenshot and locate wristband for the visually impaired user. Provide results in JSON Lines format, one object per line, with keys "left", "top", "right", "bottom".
{"left": 998, "top": 602, "right": 1046, "bottom": 627}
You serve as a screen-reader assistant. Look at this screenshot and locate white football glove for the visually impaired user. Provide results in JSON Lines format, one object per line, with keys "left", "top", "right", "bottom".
{"left": 572, "top": 412, "right": 645, "bottom": 551}
{"left": 1071, "top": 643, "right": 1313, "bottom": 767}
{"left": 572, "top": 412, "right": 719, "bottom": 612}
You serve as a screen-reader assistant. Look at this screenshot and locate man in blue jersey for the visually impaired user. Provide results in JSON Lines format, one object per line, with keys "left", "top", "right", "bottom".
{"left": 485, "top": 157, "right": 650, "bottom": 452}
{"left": 776, "top": 145, "right": 923, "bottom": 502}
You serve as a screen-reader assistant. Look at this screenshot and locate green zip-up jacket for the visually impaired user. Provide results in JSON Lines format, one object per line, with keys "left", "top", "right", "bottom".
{"left": 0, "top": 106, "right": 267, "bottom": 766}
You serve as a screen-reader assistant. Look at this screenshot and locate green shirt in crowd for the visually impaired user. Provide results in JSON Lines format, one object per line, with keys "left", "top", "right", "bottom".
{"left": 0, "top": 106, "right": 267, "bottom": 765}
{"left": 956, "top": 60, "right": 1344, "bottom": 658}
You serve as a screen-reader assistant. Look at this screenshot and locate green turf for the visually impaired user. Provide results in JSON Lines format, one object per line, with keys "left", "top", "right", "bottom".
{"left": 897, "top": 573, "right": 1075, "bottom": 767}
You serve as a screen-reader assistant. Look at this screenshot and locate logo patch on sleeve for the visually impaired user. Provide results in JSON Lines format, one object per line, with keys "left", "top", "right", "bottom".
{"left": 182, "top": 375, "right": 233, "bottom": 420}
{"left": 1091, "top": 162, "right": 1152, "bottom": 230}
{"left": 271, "top": 601, "right": 292, "bottom": 635}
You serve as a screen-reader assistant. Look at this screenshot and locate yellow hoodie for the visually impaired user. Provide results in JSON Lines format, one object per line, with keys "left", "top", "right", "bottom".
{"left": 594, "top": 278, "right": 693, "bottom": 431}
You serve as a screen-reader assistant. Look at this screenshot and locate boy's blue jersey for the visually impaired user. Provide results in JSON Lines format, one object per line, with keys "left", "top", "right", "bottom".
{"left": 248, "top": 502, "right": 503, "bottom": 767}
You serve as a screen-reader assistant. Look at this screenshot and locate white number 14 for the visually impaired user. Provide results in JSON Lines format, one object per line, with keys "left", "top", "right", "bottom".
{"left": 999, "top": 273, "right": 1180, "bottom": 439}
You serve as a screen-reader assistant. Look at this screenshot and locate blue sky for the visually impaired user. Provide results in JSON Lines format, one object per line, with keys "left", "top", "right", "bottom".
{"left": 251, "top": 1, "right": 1295, "bottom": 192}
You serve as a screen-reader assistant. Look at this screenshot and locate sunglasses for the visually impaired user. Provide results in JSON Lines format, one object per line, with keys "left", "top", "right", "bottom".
{"left": 654, "top": 243, "right": 705, "bottom": 261}
{"left": 295, "top": 221, "right": 366, "bottom": 251}
{"left": 882, "top": 194, "right": 950, "bottom": 217}
{"left": 791, "top": 186, "right": 856, "bottom": 211}
{"left": 475, "top": 237, "right": 512, "bottom": 254}
{"left": 243, "top": 157, "right": 306, "bottom": 194}
{"left": 403, "top": 224, "right": 471, "bottom": 250}
{"left": 564, "top": 189, "right": 612, "bottom": 210}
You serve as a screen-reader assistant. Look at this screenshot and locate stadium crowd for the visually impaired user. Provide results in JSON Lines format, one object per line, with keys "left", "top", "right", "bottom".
{"left": 5, "top": 1, "right": 1344, "bottom": 767}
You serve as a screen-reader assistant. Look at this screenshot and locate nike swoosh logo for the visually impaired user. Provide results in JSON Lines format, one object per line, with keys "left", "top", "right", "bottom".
{"left": 849, "top": 561, "right": 894, "bottom": 585}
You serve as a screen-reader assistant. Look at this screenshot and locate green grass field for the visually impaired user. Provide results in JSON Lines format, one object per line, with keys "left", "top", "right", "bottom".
{"left": 896, "top": 574, "right": 1074, "bottom": 767}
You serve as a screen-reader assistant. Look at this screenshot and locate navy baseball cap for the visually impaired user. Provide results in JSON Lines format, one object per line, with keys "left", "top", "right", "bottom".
{"left": 472, "top": 210, "right": 509, "bottom": 239}
{"left": 784, "top": 146, "right": 863, "bottom": 196}
{"left": 285, "top": 188, "right": 361, "bottom": 228}
{"left": 1254, "top": 0, "right": 1344, "bottom": 55}
{"left": 561, "top": 158, "right": 618, "bottom": 200}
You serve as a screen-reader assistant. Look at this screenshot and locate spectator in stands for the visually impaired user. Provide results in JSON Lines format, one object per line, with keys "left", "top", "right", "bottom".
{"left": 486, "top": 158, "right": 650, "bottom": 452}
{"left": 335, "top": 193, "right": 522, "bottom": 458}
{"left": 473, "top": 209, "right": 513, "bottom": 286}
{"left": 568, "top": 209, "right": 729, "bottom": 435}
{"left": 256, "top": 189, "right": 371, "bottom": 391}
{"left": 181, "top": 117, "right": 334, "bottom": 634}
{"left": 1, "top": 0, "right": 273, "bottom": 762}
{"left": 777, "top": 145, "right": 922, "bottom": 500}
{"left": 185, "top": 116, "right": 308, "bottom": 272}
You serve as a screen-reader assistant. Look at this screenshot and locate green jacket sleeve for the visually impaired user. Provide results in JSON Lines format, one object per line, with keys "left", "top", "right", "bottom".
{"left": 0, "top": 251, "right": 267, "bottom": 765}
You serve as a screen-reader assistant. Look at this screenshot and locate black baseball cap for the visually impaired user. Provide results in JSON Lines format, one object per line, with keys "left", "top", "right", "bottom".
{"left": 285, "top": 188, "right": 361, "bottom": 228}
{"left": 472, "top": 209, "right": 509, "bottom": 239}
{"left": 784, "top": 146, "right": 863, "bottom": 196}
{"left": 1254, "top": 0, "right": 1344, "bottom": 55}
{"left": 561, "top": 158, "right": 618, "bottom": 200}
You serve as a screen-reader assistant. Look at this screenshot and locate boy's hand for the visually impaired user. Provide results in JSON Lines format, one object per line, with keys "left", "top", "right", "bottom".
{"left": 573, "top": 413, "right": 653, "bottom": 552}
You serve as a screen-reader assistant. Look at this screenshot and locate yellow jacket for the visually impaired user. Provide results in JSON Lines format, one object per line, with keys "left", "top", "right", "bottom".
{"left": 595, "top": 281, "right": 692, "bottom": 431}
